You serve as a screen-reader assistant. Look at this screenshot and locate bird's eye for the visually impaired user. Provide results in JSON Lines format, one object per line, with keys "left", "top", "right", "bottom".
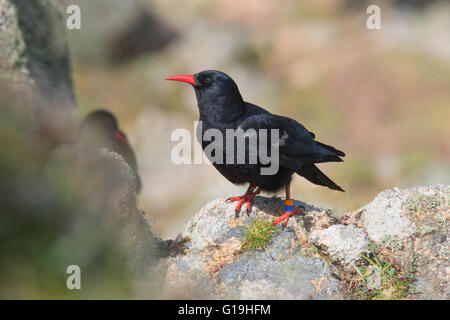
{"left": 203, "top": 78, "right": 212, "bottom": 85}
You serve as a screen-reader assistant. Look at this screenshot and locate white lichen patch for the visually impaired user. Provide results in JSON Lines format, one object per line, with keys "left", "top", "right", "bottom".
{"left": 361, "top": 188, "right": 416, "bottom": 243}
{"left": 311, "top": 224, "right": 369, "bottom": 264}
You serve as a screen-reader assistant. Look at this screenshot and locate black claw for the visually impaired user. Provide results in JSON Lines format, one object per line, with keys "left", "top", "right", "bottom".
{"left": 226, "top": 197, "right": 231, "bottom": 203}
{"left": 235, "top": 209, "right": 240, "bottom": 218}
{"left": 246, "top": 209, "right": 251, "bottom": 217}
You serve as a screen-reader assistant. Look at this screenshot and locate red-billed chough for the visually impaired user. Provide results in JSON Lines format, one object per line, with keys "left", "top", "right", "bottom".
{"left": 166, "top": 70, "right": 344, "bottom": 226}
{"left": 80, "top": 110, "right": 142, "bottom": 194}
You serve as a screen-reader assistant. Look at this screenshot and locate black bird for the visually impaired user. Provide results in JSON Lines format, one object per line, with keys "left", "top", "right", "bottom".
{"left": 80, "top": 110, "right": 142, "bottom": 194}
{"left": 166, "top": 71, "right": 344, "bottom": 226}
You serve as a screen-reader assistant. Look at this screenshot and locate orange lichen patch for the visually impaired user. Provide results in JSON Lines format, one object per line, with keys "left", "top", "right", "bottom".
{"left": 311, "top": 277, "right": 327, "bottom": 293}
{"left": 228, "top": 216, "right": 245, "bottom": 229}
{"left": 294, "top": 223, "right": 309, "bottom": 247}
{"left": 289, "top": 238, "right": 297, "bottom": 251}
{"left": 444, "top": 211, "right": 450, "bottom": 220}
{"left": 205, "top": 237, "right": 243, "bottom": 274}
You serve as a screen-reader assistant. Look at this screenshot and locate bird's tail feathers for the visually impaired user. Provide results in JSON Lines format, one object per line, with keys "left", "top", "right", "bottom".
{"left": 312, "top": 155, "right": 343, "bottom": 163}
{"left": 296, "top": 164, "right": 344, "bottom": 192}
{"left": 316, "top": 141, "right": 345, "bottom": 157}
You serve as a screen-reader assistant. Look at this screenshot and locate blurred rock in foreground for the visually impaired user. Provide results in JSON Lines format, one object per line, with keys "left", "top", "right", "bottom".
{"left": 163, "top": 185, "right": 449, "bottom": 299}
{"left": 0, "top": 0, "right": 168, "bottom": 298}
{"left": 0, "top": 0, "right": 77, "bottom": 149}
{"left": 52, "top": 144, "right": 166, "bottom": 278}
{"left": 0, "top": 93, "right": 166, "bottom": 298}
{"left": 0, "top": 0, "right": 75, "bottom": 107}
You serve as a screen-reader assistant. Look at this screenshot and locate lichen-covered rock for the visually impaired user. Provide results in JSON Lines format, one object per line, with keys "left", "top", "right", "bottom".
{"left": 0, "top": 0, "right": 75, "bottom": 107}
{"left": 349, "top": 185, "right": 449, "bottom": 300}
{"left": 0, "top": 0, "right": 30, "bottom": 87}
{"left": 354, "top": 187, "right": 417, "bottom": 243}
{"left": 164, "top": 185, "right": 448, "bottom": 300}
{"left": 311, "top": 225, "right": 369, "bottom": 265}
{"left": 163, "top": 197, "right": 344, "bottom": 299}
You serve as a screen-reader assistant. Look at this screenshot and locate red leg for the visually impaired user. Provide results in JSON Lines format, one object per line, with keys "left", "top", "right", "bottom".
{"left": 271, "top": 207, "right": 302, "bottom": 227}
{"left": 271, "top": 183, "right": 302, "bottom": 227}
{"left": 227, "top": 184, "right": 260, "bottom": 217}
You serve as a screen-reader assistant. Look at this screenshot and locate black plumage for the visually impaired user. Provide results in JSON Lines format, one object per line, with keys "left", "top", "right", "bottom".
{"left": 167, "top": 70, "right": 344, "bottom": 222}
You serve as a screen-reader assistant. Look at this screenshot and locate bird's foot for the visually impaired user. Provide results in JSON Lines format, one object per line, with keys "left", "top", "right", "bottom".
{"left": 227, "top": 187, "right": 261, "bottom": 218}
{"left": 271, "top": 199, "right": 302, "bottom": 227}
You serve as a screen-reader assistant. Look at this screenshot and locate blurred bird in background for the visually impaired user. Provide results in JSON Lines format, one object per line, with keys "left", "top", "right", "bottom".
{"left": 109, "top": 9, "right": 177, "bottom": 63}
{"left": 80, "top": 110, "right": 142, "bottom": 193}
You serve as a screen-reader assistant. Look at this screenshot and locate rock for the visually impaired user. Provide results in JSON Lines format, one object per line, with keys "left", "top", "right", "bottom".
{"left": 0, "top": 0, "right": 76, "bottom": 148}
{"left": 0, "top": 2, "right": 168, "bottom": 296}
{"left": 164, "top": 185, "right": 449, "bottom": 300}
{"left": 163, "top": 197, "right": 343, "bottom": 299}
{"left": 52, "top": 143, "right": 167, "bottom": 277}
{"left": 0, "top": 88, "right": 166, "bottom": 297}
{"left": 0, "top": 91, "right": 163, "bottom": 297}
{"left": 354, "top": 187, "right": 417, "bottom": 243}
{"left": 349, "top": 185, "right": 449, "bottom": 299}
{"left": 0, "top": 0, "right": 75, "bottom": 107}
{"left": 311, "top": 224, "right": 369, "bottom": 266}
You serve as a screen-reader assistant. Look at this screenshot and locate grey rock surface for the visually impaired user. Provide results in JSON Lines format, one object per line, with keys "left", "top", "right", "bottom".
{"left": 311, "top": 224, "right": 369, "bottom": 265}
{"left": 349, "top": 184, "right": 449, "bottom": 299}
{"left": 163, "top": 197, "right": 343, "bottom": 299}
{"left": 164, "top": 185, "right": 449, "bottom": 299}
{"left": 357, "top": 187, "right": 417, "bottom": 243}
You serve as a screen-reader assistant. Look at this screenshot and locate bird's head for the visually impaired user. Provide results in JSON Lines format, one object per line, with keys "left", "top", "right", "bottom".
{"left": 166, "top": 70, "right": 244, "bottom": 112}
{"left": 80, "top": 110, "right": 124, "bottom": 145}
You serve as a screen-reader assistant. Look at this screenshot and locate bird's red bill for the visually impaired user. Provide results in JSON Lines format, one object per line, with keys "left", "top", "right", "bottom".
{"left": 165, "top": 74, "right": 196, "bottom": 85}
{"left": 115, "top": 131, "right": 128, "bottom": 145}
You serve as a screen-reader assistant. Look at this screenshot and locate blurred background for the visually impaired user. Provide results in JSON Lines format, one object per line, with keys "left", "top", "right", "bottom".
{"left": 63, "top": 0, "right": 450, "bottom": 239}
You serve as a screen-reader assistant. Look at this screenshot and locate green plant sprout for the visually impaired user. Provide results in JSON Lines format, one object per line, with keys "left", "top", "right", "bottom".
{"left": 243, "top": 219, "right": 278, "bottom": 251}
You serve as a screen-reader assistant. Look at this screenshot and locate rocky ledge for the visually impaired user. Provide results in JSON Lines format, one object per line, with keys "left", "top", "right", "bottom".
{"left": 163, "top": 185, "right": 449, "bottom": 300}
